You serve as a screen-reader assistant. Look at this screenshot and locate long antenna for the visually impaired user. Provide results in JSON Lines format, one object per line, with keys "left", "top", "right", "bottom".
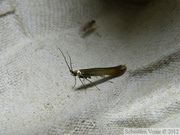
{"left": 66, "top": 51, "right": 73, "bottom": 70}
{"left": 56, "top": 46, "right": 72, "bottom": 71}
{"left": 57, "top": 46, "right": 77, "bottom": 88}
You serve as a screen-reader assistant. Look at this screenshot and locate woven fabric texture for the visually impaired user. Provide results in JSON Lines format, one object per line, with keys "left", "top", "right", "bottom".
{"left": 0, "top": 0, "right": 179, "bottom": 134}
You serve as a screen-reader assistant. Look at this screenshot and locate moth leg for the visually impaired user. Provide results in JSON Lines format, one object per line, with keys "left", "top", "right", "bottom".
{"left": 85, "top": 78, "right": 100, "bottom": 91}
{"left": 82, "top": 78, "right": 86, "bottom": 83}
{"left": 79, "top": 77, "right": 85, "bottom": 86}
{"left": 93, "top": 25, "right": 101, "bottom": 37}
{"left": 94, "top": 31, "right": 101, "bottom": 37}
{"left": 72, "top": 77, "right": 77, "bottom": 88}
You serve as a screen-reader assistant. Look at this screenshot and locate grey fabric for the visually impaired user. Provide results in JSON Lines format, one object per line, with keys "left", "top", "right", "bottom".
{"left": 0, "top": 0, "right": 179, "bottom": 134}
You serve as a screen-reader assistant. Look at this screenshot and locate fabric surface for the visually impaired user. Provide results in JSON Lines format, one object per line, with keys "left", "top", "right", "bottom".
{"left": 0, "top": 0, "right": 179, "bottom": 134}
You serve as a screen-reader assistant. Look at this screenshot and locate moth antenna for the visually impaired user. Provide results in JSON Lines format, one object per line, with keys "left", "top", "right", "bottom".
{"left": 56, "top": 46, "right": 72, "bottom": 71}
{"left": 66, "top": 51, "right": 73, "bottom": 70}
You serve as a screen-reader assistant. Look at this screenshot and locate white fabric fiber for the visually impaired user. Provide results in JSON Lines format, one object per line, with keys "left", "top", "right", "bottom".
{"left": 0, "top": 0, "right": 179, "bottom": 134}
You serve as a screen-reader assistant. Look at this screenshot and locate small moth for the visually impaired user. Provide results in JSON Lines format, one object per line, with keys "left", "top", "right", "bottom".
{"left": 57, "top": 47, "right": 127, "bottom": 89}
{"left": 79, "top": 20, "right": 98, "bottom": 38}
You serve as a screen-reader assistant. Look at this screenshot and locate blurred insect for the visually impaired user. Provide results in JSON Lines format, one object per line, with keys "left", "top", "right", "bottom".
{"left": 57, "top": 47, "right": 127, "bottom": 89}
{"left": 79, "top": 20, "right": 101, "bottom": 38}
